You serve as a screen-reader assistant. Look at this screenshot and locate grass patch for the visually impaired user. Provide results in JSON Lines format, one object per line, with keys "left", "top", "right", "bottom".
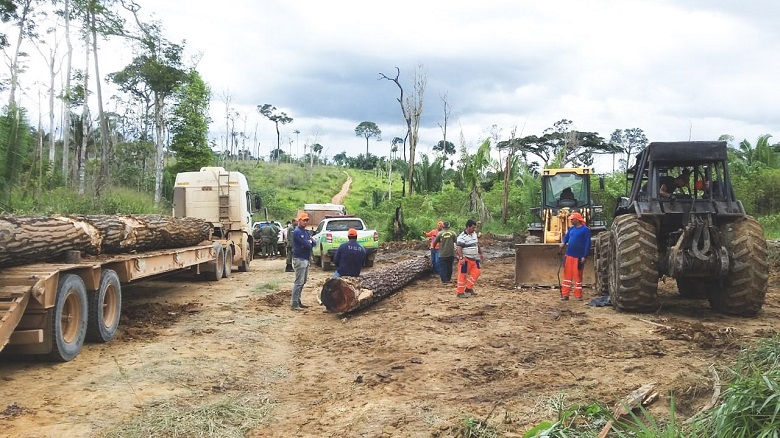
{"left": 252, "top": 281, "right": 282, "bottom": 294}
{"left": 102, "top": 393, "right": 275, "bottom": 438}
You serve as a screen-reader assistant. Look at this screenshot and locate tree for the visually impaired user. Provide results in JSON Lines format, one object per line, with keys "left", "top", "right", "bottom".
{"left": 460, "top": 137, "right": 492, "bottom": 221}
{"left": 522, "top": 119, "right": 610, "bottom": 167}
{"left": 354, "top": 121, "right": 381, "bottom": 157}
{"left": 168, "top": 70, "right": 213, "bottom": 173}
{"left": 380, "top": 65, "right": 427, "bottom": 197}
{"left": 4, "top": 0, "right": 44, "bottom": 106}
{"left": 609, "top": 128, "right": 648, "bottom": 172}
{"left": 257, "top": 104, "right": 292, "bottom": 165}
{"left": 112, "top": 4, "right": 188, "bottom": 206}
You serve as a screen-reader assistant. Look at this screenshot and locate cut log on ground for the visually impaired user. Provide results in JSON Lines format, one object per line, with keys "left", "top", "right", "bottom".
{"left": 597, "top": 382, "right": 659, "bottom": 438}
{"left": 0, "top": 215, "right": 211, "bottom": 268}
{"left": 320, "top": 256, "right": 432, "bottom": 314}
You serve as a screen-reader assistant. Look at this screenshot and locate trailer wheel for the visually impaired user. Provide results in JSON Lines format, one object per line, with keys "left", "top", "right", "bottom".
{"left": 204, "top": 243, "right": 224, "bottom": 281}
{"left": 222, "top": 246, "right": 233, "bottom": 278}
{"left": 675, "top": 277, "right": 712, "bottom": 299}
{"left": 86, "top": 270, "right": 121, "bottom": 343}
{"left": 609, "top": 215, "right": 659, "bottom": 312}
{"left": 47, "top": 274, "right": 88, "bottom": 362}
{"left": 709, "top": 217, "right": 768, "bottom": 316}
{"left": 593, "top": 232, "right": 611, "bottom": 296}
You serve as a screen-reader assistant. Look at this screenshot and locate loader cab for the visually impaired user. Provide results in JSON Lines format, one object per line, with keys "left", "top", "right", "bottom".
{"left": 541, "top": 170, "right": 592, "bottom": 210}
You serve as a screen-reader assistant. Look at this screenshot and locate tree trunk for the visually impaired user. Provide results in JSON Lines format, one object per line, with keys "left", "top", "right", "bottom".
{"left": 92, "top": 8, "right": 111, "bottom": 196}
{"left": 62, "top": 0, "right": 73, "bottom": 183}
{"left": 0, "top": 215, "right": 211, "bottom": 268}
{"left": 320, "top": 256, "right": 431, "bottom": 314}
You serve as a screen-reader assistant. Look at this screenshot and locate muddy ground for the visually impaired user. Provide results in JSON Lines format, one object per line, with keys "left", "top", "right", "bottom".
{"left": 1, "top": 238, "right": 778, "bottom": 437}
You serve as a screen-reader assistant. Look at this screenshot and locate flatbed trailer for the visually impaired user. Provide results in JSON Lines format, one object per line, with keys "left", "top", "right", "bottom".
{"left": 0, "top": 239, "right": 239, "bottom": 362}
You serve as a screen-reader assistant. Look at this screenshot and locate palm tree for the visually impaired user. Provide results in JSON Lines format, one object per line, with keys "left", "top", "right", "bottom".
{"left": 460, "top": 138, "right": 492, "bottom": 221}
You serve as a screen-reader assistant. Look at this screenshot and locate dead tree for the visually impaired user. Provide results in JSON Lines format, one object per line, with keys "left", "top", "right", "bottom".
{"left": 320, "top": 256, "right": 431, "bottom": 314}
{"left": 0, "top": 215, "right": 211, "bottom": 268}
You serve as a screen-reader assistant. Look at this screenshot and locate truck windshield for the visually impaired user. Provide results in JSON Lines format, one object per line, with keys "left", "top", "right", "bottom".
{"left": 544, "top": 173, "right": 588, "bottom": 208}
{"left": 325, "top": 220, "right": 364, "bottom": 231}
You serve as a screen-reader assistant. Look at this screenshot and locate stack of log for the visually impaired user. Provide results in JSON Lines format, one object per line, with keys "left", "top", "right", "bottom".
{"left": 320, "top": 256, "right": 431, "bottom": 314}
{"left": 0, "top": 214, "right": 211, "bottom": 268}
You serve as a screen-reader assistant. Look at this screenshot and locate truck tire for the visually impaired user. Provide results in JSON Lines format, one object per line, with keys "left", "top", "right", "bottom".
{"left": 321, "top": 253, "right": 332, "bottom": 270}
{"left": 709, "top": 217, "right": 768, "bottom": 316}
{"left": 364, "top": 255, "right": 375, "bottom": 268}
{"left": 47, "top": 274, "right": 88, "bottom": 362}
{"left": 593, "top": 232, "right": 611, "bottom": 296}
{"left": 675, "top": 277, "right": 712, "bottom": 299}
{"left": 86, "top": 269, "right": 121, "bottom": 343}
{"left": 222, "top": 246, "right": 233, "bottom": 278}
{"left": 609, "top": 215, "right": 659, "bottom": 312}
{"left": 238, "top": 241, "right": 251, "bottom": 272}
{"left": 204, "top": 243, "right": 224, "bottom": 281}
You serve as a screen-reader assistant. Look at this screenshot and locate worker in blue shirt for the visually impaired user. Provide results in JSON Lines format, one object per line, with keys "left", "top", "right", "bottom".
{"left": 558, "top": 212, "right": 591, "bottom": 301}
{"left": 332, "top": 228, "right": 367, "bottom": 278}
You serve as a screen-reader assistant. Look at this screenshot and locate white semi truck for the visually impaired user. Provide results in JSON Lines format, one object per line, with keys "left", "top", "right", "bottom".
{"left": 0, "top": 167, "right": 254, "bottom": 362}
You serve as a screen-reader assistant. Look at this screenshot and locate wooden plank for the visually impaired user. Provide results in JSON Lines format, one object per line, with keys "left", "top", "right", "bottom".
{"left": 0, "top": 292, "right": 30, "bottom": 352}
{"left": 0, "top": 286, "right": 33, "bottom": 299}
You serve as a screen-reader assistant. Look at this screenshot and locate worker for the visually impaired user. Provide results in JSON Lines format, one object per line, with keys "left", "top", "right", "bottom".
{"left": 558, "top": 212, "right": 591, "bottom": 301}
{"left": 432, "top": 221, "right": 456, "bottom": 283}
{"left": 261, "top": 223, "right": 275, "bottom": 257}
{"left": 284, "top": 219, "right": 297, "bottom": 272}
{"left": 332, "top": 228, "right": 367, "bottom": 278}
{"left": 455, "top": 219, "right": 485, "bottom": 298}
{"left": 424, "top": 220, "right": 444, "bottom": 275}
{"left": 659, "top": 168, "right": 691, "bottom": 198}
{"left": 291, "top": 213, "right": 316, "bottom": 310}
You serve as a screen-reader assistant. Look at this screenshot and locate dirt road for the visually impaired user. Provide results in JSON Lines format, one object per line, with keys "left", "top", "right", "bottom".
{"left": 1, "top": 240, "right": 778, "bottom": 437}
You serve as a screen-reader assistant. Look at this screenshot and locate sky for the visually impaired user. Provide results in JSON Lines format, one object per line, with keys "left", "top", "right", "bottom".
{"left": 11, "top": 0, "right": 780, "bottom": 172}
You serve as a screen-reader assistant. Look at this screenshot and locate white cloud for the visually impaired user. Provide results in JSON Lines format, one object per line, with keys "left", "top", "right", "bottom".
{"left": 8, "top": 0, "right": 780, "bottom": 172}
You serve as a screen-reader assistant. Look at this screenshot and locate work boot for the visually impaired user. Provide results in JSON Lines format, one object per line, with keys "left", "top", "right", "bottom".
{"left": 457, "top": 293, "right": 469, "bottom": 298}
{"left": 291, "top": 305, "right": 303, "bottom": 311}
{"left": 465, "top": 288, "right": 477, "bottom": 296}
{"left": 560, "top": 296, "right": 569, "bottom": 301}
{"left": 285, "top": 264, "right": 294, "bottom": 272}
{"left": 297, "top": 302, "right": 309, "bottom": 308}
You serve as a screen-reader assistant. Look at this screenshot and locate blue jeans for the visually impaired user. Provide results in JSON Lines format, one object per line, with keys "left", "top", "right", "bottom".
{"left": 292, "top": 258, "right": 310, "bottom": 306}
{"left": 430, "top": 249, "right": 439, "bottom": 274}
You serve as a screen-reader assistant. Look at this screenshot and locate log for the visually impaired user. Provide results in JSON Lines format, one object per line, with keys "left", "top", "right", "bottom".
{"left": 0, "top": 214, "right": 211, "bottom": 268}
{"left": 597, "top": 382, "right": 659, "bottom": 438}
{"left": 320, "top": 256, "right": 432, "bottom": 314}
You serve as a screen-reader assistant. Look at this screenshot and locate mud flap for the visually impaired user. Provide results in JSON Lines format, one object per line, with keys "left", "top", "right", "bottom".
{"left": 514, "top": 244, "right": 595, "bottom": 288}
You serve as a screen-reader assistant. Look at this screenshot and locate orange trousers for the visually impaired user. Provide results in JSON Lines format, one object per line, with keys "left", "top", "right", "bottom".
{"left": 456, "top": 258, "right": 481, "bottom": 294}
{"left": 560, "top": 255, "right": 583, "bottom": 298}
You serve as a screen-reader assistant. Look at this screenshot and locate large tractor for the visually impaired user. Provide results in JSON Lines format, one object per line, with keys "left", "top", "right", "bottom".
{"left": 515, "top": 167, "right": 607, "bottom": 287}
{"left": 594, "top": 141, "right": 768, "bottom": 316}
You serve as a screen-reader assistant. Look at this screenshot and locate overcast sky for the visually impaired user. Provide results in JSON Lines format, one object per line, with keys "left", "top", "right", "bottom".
{"left": 16, "top": 0, "right": 780, "bottom": 172}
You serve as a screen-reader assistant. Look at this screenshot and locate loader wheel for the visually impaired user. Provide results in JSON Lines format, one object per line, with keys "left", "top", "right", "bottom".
{"left": 222, "top": 246, "right": 233, "bottom": 278}
{"left": 593, "top": 232, "right": 611, "bottom": 296}
{"left": 709, "top": 217, "right": 768, "bottom": 316}
{"left": 675, "top": 277, "right": 713, "bottom": 299}
{"left": 86, "top": 270, "right": 121, "bottom": 343}
{"left": 609, "top": 215, "right": 659, "bottom": 312}
{"left": 47, "top": 274, "right": 88, "bottom": 362}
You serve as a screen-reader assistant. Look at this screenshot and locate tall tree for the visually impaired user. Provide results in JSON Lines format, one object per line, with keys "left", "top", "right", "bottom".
{"left": 354, "top": 121, "right": 381, "bottom": 157}
{"left": 114, "top": 3, "right": 187, "bottom": 205}
{"left": 609, "top": 128, "right": 648, "bottom": 172}
{"left": 4, "top": 0, "right": 43, "bottom": 106}
{"left": 168, "top": 70, "right": 213, "bottom": 173}
{"left": 460, "top": 137, "right": 492, "bottom": 221}
{"left": 257, "top": 104, "right": 292, "bottom": 165}
{"left": 523, "top": 119, "right": 609, "bottom": 167}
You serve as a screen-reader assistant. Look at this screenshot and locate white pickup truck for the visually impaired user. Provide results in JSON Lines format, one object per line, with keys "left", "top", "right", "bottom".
{"left": 311, "top": 216, "right": 379, "bottom": 270}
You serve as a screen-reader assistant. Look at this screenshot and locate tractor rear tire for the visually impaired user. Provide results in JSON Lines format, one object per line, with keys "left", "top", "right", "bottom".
{"left": 609, "top": 215, "right": 659, "bottom": 312}
{"left": 709, "top": 217, "right": 768, "bottom": 316}
{"left": 593, "top": 232, "right": 611, "bottom": 296}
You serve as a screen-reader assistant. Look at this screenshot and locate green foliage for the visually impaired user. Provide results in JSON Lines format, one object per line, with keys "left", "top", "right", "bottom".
{"left": 0, "top": 105, "right": 32, "bottom": 207}
{"left": 168, "top": 70, "right": 215, "bottom": 173}
{"left": 2, "top": 186, "right": 163, "bottom": 215}
{"left": 689, "top": 336, "right": 780, "bottom": 438}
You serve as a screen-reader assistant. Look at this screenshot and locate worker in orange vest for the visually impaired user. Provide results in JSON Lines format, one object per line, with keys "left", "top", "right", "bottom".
{"left": 424, "top": 220, "right": 443, "bottom": 275}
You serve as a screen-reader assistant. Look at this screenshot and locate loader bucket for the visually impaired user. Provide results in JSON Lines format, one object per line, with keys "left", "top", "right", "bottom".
{"left": 514, "top": 243, "right": 595, "bottom": 288}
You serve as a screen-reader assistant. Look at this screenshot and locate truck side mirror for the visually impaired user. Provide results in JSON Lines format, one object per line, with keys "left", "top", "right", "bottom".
{"left": 254, "top": 194, "right": 262, "bottom": 210}
{"left": 599, "top": 176, "right": 605, "bottom": 191}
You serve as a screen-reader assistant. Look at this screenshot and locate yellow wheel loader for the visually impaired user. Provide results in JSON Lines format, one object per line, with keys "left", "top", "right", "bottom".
{"left": 515, "top": 168, "right": 606, "bottom": 287}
